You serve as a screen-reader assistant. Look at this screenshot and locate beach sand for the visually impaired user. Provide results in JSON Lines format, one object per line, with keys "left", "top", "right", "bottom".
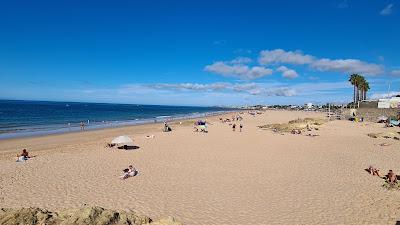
{"left": 1, "top": 110, "right": 400, "bottom": 224}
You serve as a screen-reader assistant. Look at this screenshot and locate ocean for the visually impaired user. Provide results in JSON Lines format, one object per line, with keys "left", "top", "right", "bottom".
{"left": 0, "top": 100, "right": 232, "bottom": 139}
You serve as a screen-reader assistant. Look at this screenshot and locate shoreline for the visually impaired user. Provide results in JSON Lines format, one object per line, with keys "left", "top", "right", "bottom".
{"left": 0, "top": 110, "right": 238, "bottom": 159}
{"left": 0, "top": 110, "right": 235, "bottom": 140}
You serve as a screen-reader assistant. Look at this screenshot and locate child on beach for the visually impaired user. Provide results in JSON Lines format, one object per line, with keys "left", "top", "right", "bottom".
{"left": 239, "top": 124, "right": 243, "bottom": 132}
{"left": 232, "top": 124, "right": 236, "bottom": 131}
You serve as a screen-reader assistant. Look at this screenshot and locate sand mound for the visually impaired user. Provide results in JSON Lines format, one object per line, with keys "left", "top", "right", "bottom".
{"left": 0, "top": 206, "right": 181, "bottom": 225}
{"left": 367, "top": 132, "right": 400, "bottom": 140}
{"left": 258, "top": 118, "right": 326, "bottom": 133}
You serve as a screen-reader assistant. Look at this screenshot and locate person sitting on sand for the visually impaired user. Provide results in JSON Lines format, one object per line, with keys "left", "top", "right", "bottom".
{"left": 368, "top": 166, "right": 381, "bottom": 177}
{"left": 16, "top": 149, "right": 35, "bottom": 162}
{"left": 17, "top": 149, "right": 33, "bottom": 159}
{"left": 387, "top": 170, "right": 397, "bottom": 184}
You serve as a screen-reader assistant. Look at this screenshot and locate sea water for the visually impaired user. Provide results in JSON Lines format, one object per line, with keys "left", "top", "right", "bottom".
{"left": 0, "top": 100, "right": 232, "bottom": 139}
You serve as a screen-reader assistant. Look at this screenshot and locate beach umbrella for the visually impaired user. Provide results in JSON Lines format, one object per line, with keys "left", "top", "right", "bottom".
{"left": 111, "top": 135, "right": 134, "bottom": 145}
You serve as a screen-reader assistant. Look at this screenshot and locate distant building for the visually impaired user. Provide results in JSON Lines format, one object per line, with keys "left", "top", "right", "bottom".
{"left": 378, "top": 97, "right": 400, "bottom": 109}
{"left": 305, "top": 103, "right": 313, "bottom": 109}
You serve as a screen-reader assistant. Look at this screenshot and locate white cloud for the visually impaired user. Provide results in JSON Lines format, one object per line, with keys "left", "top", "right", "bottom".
{"left": 145, "top": 80, "right": 353, "bottom": 99}
{"left": 277, "top": 66, "right": 299, "bottom": 79}
{"left": 147, "top": 82, "right": 296, "bottom": 97}
{"left": 371, "top": 92, "right": 400, "bottom": 99}
{"left": 204, "top": 61, "right": 273, "bottom": 80}
{"left": 229, "top": 57, "right": 252, "bottom": 64}
{"left": 310, "top": 58, "right": 384, "bottom": 75}
{"left": 267, "top": 88, "right": 297, "bottom": 97}
{"left": 147, "top": 83, "right": 229, "bottom": 91}
{"left": 259, "top": 49, "right": 315, "bottom": 65}
{"left": 391, "top": 69, "right": 400, "bottom": 76}
{"left": 380, "top": 4, "right": 394, "bottom": 16}
{"left": 257, "top": 49, "right": 384, "bottom": 76}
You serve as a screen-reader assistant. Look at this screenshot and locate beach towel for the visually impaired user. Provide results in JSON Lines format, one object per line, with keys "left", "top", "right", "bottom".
{"left": 16, "top": 156, "right": 27, "bottom": 162}
{"left": 199, "top": 125, "right": 206, "bottom": 130}
{"left": 390, "top": 120, "right": 400, "bottom": 126}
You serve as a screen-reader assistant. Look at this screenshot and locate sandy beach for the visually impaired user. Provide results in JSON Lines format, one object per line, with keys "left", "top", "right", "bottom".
{"left": 1, "top": 110, "right": 400, "bottom": 224}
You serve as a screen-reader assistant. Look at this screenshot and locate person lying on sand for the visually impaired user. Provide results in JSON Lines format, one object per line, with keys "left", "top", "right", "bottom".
{"left": 120, "top": 169, "right": 130, "bottom": 180}
{"left": 120, "top": 165, "right": 137, "bottom": 180}
{"left": 367, "top": 166, "right": 381, "bottom": 177}
{"left": 387, "top": 170, "right": 397, "bottom": 184}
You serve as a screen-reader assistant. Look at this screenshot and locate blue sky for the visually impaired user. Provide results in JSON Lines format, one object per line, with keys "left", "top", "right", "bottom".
{"left": 0, "top": 0, "right": 399, "bottom": 106}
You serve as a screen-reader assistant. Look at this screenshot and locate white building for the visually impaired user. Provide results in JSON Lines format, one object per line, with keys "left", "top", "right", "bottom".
{"left": 378, "top": 97, "right": 400, "bottom": 109}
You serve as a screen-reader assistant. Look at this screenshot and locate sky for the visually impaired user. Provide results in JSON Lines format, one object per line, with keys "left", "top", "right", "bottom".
{"left": 0, "top": 0, "right": 399, "bottom": 106}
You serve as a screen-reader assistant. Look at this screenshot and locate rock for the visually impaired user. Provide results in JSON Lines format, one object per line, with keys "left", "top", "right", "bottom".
{"left": 258, "top": 118, "right": 326, "bottom": 133}
{"left": 0, "top": 208, "right": 57, "bottom": 225}
{"left": 367, "top": 132, "right": 400, "bottom": 140}
{"left": 0, "top": 206, "right": 161, "bottom": 225}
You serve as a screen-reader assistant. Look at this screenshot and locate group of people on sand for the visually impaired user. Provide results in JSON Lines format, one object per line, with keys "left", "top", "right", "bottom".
{"left": 193, "top": 120, "right": 208, "bottom": 133}
{"left": 16, "top": 149, "right": 35, "bottom": 162}
{"left": 120, "top": 165, "right": 138, "bottom": 180}
{"left": 368, "top": 166, "right": 398, "bottom": 184}
{"left": 219, "top": 115, "right": 243, "bottom": 123}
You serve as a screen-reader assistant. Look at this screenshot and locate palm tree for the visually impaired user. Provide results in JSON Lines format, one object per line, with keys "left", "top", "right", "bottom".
{"left": 362, "top": 81, "right": 370, "bottom": 100}
{"left": 357, "top": 76, "right": 366, "bottom": 101}
{"left": 349, "top": 74, "right": 363, "bottom": 105}
{"left": 349, "top": 74, "right": 358, "bottom": 105}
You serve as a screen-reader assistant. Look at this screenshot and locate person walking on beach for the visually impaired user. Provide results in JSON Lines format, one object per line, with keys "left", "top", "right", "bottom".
{"left": 239, "top": 124, "right": 243, "bottom": 132}
{"left": 80, "top": 121, "right": 85, "bottom": 131}
{"left": 232, "top": 123, "right": 236, "bottom": 131}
